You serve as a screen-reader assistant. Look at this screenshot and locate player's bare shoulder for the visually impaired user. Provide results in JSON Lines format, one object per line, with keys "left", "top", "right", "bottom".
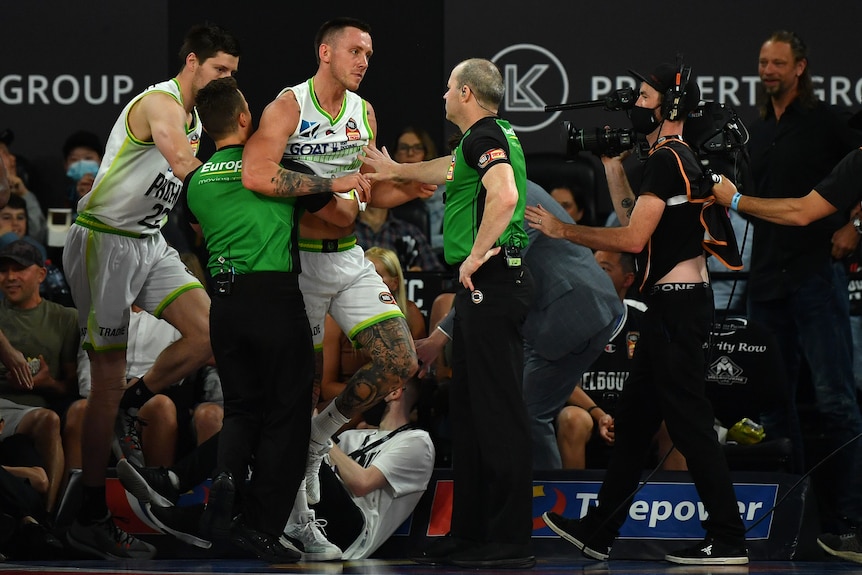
{"left": 128, "top": 91, "right": 186, "bottom": 143}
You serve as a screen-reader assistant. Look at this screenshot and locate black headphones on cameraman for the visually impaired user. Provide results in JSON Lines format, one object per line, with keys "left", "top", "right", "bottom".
{"left": 661, "top": 59, "right": 692, "bottom": 122}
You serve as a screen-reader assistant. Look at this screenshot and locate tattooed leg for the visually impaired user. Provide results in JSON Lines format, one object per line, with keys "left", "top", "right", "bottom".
{"left": 333, "top": 316, "right": 418, "bottom": 419}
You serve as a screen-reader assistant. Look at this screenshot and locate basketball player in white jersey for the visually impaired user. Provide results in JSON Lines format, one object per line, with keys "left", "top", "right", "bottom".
{"left": 241, "top": 17, "right": 430, "bottom": 554}
{"left": 60, "top": 24, "right": 241, "bottom": 560}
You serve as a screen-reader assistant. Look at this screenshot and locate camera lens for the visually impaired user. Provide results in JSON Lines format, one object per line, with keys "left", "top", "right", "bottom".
{"left": 562, "top": 123, "right": 636, "bottom": 157}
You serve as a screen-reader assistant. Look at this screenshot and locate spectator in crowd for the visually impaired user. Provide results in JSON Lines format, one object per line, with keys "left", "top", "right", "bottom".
{"left": 356, "top": 128, "right": 442, "bottom": 273}
{"left": 295, "top": 376, "right": 434, "bottom": 560}
{"left": 0, "top": 195, "right": 72, "bottom": 307}
{"left": 393, "top": 126, "right": 438, "bottom": 165}
{"left": 412, "top": 180, "right": 622, "bottom": 471}
{"left": 0, "top": 196, "right": 46, "bottom": 256}
{"left": 354, "top": 205, "right": 443, "bottom": 271}
{"left": 0, "top": 130, "right": 47, "bottom": 246}
{"left": 393, "top": 126, "right": 446, "bottom": 263}
{"left": 0, "top": 157, "right": 32, "bottom": 397}
{"left": 549, "top": 183, "right": 595, "bottom": 226}
{"left": 713, "top": 144, "right": 862, "bottom": 564}
{"left": 0, "top": 239, "right": 77, "bottom": 514}
{"left": 117, "top": 378, "right": 434, "bottom": 561}
{"left": 744, "top": 31, "right": 862, "bottom": 550}
{"left": 0, "top": 419, "right": 65, "bottom": 560}
{"left": 62, "top": 131, "right": 103, "bottom": 212}
{"left": 0, "top": 145, "right": 10, "bottom": 209}
{"left": 744, "top": 28, "right": 862, "bottom": 472}
{"left": 555, "top": 250, "right": 644, "bottom": 469}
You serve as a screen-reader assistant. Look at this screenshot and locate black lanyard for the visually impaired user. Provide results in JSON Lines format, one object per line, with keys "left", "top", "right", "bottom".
{"left": 347, "top": 423, "right": 413, "bottom": 460}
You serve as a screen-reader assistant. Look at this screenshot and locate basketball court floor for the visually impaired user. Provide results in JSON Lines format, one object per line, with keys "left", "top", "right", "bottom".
{"left": 0, "top": 556, "right": 858, "bottom": 575}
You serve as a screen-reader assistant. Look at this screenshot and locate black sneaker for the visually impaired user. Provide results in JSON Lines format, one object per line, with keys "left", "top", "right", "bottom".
{"left": 449, "top": 541, "right": 536, "bottom": 569}
{"left": 116, "top": 459, "right": 179, "bottom": 507}
{"left": 147, "top": 504, "right": 211, "bottom": 549}
{"left": 199, "top": 471, "right": 236, "bottom": 541}
{"left": 66, "top": 513, "right": 156, "bottom": 559}
{"left": 542, "top": 511, "right": 612, "bottom": 561}
{"left": 817, "top": 529, "right": 862, "bottom": 564}
{"left": 411, "top": 534, "right": 474, "bottom": 565}
{"left": 231, "top": 518, "right": 301, "bottom": 563}
{"left": 665, "top": 537, "right": 749, "bottom": 565}
{"left": 112, "top": 407, "right": 145, "bottom": 467}
{"left": 9, "top": 521, "right": 67, "bottom": 560}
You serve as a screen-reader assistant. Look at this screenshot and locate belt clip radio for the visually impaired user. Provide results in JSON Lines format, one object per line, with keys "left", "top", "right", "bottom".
{"left": 215, "top": 256, "right": 235, "bottom": 295}
{"left": 503, "top": 245, "right": 522, "bottom": 269}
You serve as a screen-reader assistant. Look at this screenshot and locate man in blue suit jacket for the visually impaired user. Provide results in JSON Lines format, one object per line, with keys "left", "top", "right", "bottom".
{"left": 419, "top": 181, "right": 622, "bottom": 469}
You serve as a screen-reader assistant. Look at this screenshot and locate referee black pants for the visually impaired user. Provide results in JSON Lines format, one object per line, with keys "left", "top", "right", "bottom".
{"left": 449, "top": 256, "right": 534, "bottom": 545}
{"left": 210, "top": 272, "right": 313, "bottom": 537}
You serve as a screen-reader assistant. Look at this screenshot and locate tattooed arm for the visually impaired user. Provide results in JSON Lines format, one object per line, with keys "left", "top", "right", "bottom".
{"left": 241, "top": 90, "right": 371, "bottom": 199}
{"left": 601, "top": 155, "right": 637, "bottom": 227}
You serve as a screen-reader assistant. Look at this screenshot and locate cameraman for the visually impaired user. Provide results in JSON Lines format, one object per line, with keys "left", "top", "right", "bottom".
{"left": 526, "top": 62, "right": 747, "bottom": 565}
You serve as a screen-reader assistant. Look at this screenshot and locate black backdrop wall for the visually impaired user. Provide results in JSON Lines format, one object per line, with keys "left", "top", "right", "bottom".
{"left": 4, "top": 1, "right": 862, "bottom": 214}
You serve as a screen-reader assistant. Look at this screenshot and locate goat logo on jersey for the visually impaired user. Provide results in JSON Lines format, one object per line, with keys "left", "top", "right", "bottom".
{"left": 299, "top": 119, "right": 320, "bottom": 139}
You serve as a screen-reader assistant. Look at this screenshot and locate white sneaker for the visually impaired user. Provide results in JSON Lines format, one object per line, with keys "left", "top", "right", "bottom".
{"left": 304, "top": 440, "right": 332, "bottom": 505}
{"left": 284, "top": 511, "right": 342, "bottom": 561}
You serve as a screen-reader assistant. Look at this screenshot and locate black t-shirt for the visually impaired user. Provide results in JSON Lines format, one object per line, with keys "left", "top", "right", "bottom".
{"left": 747, "top": 100, "right": 862, "bottom": 300}
{"left": 704, "top": 316, "right": 786, "bottom": 429}
{"left": 637, "top": 138, "right": 705, "bottom": 289}
{"left": 815, "top": 147, "right": 862, "bottom": 214}
{"left": 581, "top": 302, "right": 645, "bottom": 414}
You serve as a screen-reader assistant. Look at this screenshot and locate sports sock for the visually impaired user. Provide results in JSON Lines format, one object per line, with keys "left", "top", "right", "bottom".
{"left": 78, "top": 485, "right": 108, "bottom": 523}
{"left": 287, "top": 479, "right": 311, "bottom": 525}
{"left": 310, "top": 401, "right": 350, "bottom": 448}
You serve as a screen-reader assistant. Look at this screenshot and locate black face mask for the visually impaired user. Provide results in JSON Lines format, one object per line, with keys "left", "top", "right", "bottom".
{"left": 630, "top": 105, "right": 661, "bottom": 134}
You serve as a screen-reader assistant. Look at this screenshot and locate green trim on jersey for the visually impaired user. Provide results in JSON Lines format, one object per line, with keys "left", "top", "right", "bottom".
{"left": 298, "top": 236, "right": 357, "bottom": 253}
{"left": 348, "top": 310, "right": 407, "bottom": 341}
{"left": 442, "top": 118, "right": 529, "bottom": 265}
{"left": 308, "top": 78, "right": 347, "bottom": 125}
{"left": 153, "top": 284, "right": 203, "bottom": 318}
{"left": 362, "top": 99, "right": 374, "bottom": 142}
{"left": 305, "top": 78, "right": 374, "bottom": 143}
{"left": 74, "top": 212, "right": 145, "bottom": 238}
{"left": 186, "top": 146, "right": 302, "bottom": 275}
